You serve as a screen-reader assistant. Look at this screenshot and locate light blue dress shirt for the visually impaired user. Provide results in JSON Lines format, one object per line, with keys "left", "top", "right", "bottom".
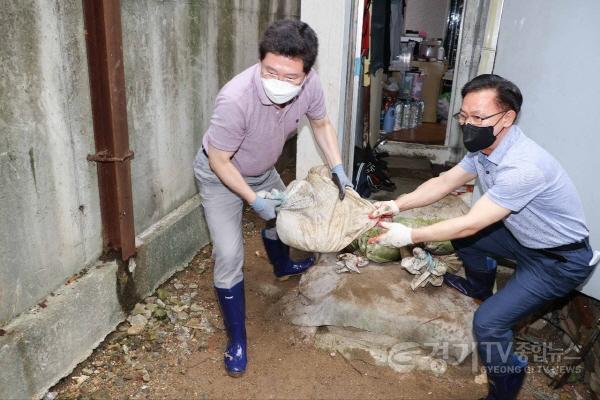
{"left": 459, "top": 125, "right": 589, "bottom": 249}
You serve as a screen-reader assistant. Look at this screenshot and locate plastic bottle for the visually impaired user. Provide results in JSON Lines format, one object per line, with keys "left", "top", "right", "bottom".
{"left": 417, "top": 100, "right": 425, "bottom": 126}
{"left": 409, "top": 101, "right": 419, "bottom": 128}
{"left": 401, "top": 102, "right": 411, "bottom": 129}
{"left": 411, "top": 73, "right": 424, "bottom": 100}
{"left": 383, "top": 106, "right": 395, "bottom": 133}
{"left": 393, "top": 102, "right": 404, "bottom": 131}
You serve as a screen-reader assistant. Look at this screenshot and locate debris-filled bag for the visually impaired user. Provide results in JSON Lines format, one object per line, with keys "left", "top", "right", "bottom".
{"left": 348, "top": 195, "right": 470, "bottom": 262}
{"left": 392, "top": 195, "right": 470, "bottom": 255}
{"left": 276, "top": 166, "right": 377, "bottom": 253}
{"left": 346, "top": 227, "right": 402, "bottom": 263}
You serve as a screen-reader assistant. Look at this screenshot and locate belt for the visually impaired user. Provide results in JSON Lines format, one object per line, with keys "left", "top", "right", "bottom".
{"left": 543, "top": 239, "right": 588, "bottom": 252}
{"left": 535, "top": 237, "right": 589, "bottom": 262}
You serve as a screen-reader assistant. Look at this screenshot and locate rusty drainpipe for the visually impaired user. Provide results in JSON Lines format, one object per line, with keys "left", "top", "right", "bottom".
{"left": 82, "top": 0, "right": 136, "bottom": 261}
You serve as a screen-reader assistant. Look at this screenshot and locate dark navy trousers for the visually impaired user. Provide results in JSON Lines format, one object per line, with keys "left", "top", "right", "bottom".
{"left": 451, "top": 223, "right": 594, "bottom": 371}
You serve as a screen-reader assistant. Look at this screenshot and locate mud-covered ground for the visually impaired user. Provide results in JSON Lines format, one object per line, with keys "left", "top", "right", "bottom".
{"left": 49, "top": 166, "right": 592, "bottom": 399}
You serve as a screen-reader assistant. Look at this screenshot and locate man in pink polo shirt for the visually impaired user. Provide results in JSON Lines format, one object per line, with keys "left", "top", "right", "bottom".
{"left": 193, "top": 19, "right": 351, "bottom": 377}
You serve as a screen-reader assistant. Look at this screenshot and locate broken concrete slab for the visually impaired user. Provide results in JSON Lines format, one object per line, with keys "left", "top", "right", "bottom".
{"left": 315, "top": 326, "right": 449, "bottom": 376}
{"left": 275, "top": 254, "right": 478, "bottom": 365}
{"left": 0, "top": 262, "right": 125, "bottom": 400}
{"left": 315, "top": 326, "right": 398, "bottom": 367}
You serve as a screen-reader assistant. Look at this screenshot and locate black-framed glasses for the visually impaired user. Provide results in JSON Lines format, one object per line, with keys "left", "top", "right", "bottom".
{"left": 452, "top": 110, "right": 507, "bottom": 126}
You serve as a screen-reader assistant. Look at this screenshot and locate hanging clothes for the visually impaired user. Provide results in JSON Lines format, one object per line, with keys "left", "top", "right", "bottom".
{"left": 389, "top": 0, "right": 405, "bottom": 64}
{"left": 370, "top": 0, "right": 391, "bottom": 74}
{"left": 361, "top": 0, "right": 371, "bottom": 57}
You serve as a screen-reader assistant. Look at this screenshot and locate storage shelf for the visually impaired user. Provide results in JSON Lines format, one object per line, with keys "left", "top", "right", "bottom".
{"left": 383, "top": 122, "right": 447, "bottom": 145}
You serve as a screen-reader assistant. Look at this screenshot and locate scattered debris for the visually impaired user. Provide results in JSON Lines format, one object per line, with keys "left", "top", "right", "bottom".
{"left": 156, "top": 288, "right": 170, "bottom": 302}
{"left": 71, "top": 375, "right": 89, "bottom": 386}
{"left": 42, "top": 391, "right": 57, "bottom": 400}
{"left": 528, "top": 318, "right": 549, "bottom": 331}
{"left": 335, "top": 253, "right": 369, "bottom": 274}
{"left": 474, "top": 370, "right": 488, "bottom": 385}
{"left": 401, "top": 247, "right": 447, "bottom": 290}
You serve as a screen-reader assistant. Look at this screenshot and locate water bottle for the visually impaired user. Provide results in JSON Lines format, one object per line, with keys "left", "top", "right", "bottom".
{"left": 393, "top": 102, "right": 403, "bottom": 131}
{"left": 383, "top": 106, "right": 395, "bottom": 133}
{"left": 401, "top": 102, "right": 411, "bottom": 129}
{"left": 417, "top": 100, "right": 425, "bottom": 126}
{"left": 409, "top": 101, "right": 419, "bottom": 128}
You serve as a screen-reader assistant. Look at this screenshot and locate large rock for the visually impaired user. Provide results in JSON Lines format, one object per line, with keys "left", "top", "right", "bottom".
{"left": 276, "top": 254, "right": 478, "bottom": 364}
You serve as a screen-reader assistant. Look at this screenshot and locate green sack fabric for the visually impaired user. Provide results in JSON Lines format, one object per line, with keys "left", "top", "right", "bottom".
{"left": 393, "top": 216, "right": 454, "bottom": 254}
{"left": 348, "top": 227, "right": 402, "bottom": 263}
{"left": 347, "top": 216, "right": 455, "bottom": 263}
{"left": 347, "top": 195, "right": 468, "bottom": 262}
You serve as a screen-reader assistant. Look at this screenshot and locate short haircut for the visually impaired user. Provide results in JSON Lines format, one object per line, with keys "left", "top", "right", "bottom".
{"left": 259, "top": 19, "right": 319, "bottom": 74}
{"left": 462, "top": 74, "right": 523, "bottom": 114}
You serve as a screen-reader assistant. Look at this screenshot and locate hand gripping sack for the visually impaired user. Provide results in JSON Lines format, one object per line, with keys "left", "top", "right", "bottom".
{"left": 276, "top": 166, "right": 377, "bottom": 253}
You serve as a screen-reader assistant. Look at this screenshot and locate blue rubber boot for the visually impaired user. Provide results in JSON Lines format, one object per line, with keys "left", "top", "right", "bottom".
{"left": 444, "top": 257, "right": 497, "bottom": 301}
{"left": 215, "top": 281, "right": 247, "bottom": 377}
{"left": 261, "top": 228, "right": 315, "bottom": 280}
{"left": 485, "top": 355, "right": 528, "bottom": 400}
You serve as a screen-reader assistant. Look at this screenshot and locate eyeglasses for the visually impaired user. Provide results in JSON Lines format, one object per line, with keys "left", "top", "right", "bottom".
{"left": 452, "top": 110, "right": 507, "bottom": 126}
{"left": 261, "top": 71, "right": 305, "bottom": 86}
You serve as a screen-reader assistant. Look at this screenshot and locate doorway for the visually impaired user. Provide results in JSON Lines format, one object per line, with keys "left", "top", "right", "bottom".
{"left": 344, "top": 0, "right": 502, "bottom": 199}
{"left": 362, "top": 0, "right": 463, "bottom": 149}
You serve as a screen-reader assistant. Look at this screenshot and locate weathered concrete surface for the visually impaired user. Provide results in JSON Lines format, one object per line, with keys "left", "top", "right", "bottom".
{"left": 133, "top": 195, "right": 210, "bottom": 298}
{"left": 0, "top": 261, "right": 124, "bottom": 400}
{"left": 0, "top": 195, "right": 210, "bottom": 400}
{"left": 315, "top": 326, "right": 449, "bottom": 375}
{"left": 276, "top": 254, "right": 478, "bottom": 364}
{"left": 1, "top": 0, "right": 298, "bottom": 328}
{"left": 0, "top": 0, "right": 299, "bottom": 325}
{"left": 121, "top": 0, "right": 300, "bottom": 234}
{"left": 0, "top": 0, "right": 102, "bottom": 325}
{"left": 0, "top": 1, "right": 299, "bottom": 396}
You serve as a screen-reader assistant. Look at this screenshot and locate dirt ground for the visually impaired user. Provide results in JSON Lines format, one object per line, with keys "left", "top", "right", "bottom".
{"left": 49, "top": 168, "right": 593, "bottom": 400}
{"left": 49, "top": 210, "right": 593, "bottom": 400}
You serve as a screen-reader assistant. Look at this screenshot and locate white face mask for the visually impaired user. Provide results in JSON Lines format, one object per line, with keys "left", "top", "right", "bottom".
{"left": 261, "top": 77, "right": 304, "bottom": 105}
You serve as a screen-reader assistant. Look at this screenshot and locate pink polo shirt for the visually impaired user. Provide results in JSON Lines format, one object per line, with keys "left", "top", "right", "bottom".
{"left": 200, "top": 63, "right": 327, "bottom": 176}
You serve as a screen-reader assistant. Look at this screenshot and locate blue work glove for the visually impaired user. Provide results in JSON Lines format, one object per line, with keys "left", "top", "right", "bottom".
{"left": 250, "top": 194, "right": 283, "bottom": 221}
{"left": 331, "top": 164, "right": 353, "bottom": 201}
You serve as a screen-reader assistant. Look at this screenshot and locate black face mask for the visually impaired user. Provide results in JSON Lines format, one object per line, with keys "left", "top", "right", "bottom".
{"left": 461, "top": 124, "right": 496, "bottom": 152}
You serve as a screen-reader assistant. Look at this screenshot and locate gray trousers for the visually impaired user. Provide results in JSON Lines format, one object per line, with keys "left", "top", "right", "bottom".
{"left": 194, "top": 151, "right": 285, "bottom": 289}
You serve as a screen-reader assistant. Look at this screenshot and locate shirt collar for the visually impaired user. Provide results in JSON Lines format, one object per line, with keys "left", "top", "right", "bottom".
{"left": 484, "top": 125, "right": 521, "bottom": 165}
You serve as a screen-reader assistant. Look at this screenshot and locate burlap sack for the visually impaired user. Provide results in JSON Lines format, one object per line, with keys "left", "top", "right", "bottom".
{"left": 276, "top": 166, "right": 377, "bottom": 253}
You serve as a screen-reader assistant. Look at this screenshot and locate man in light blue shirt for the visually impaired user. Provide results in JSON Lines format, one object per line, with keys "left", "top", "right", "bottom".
{"left": 369, "top": 74, "right": 596, "bottom": 400}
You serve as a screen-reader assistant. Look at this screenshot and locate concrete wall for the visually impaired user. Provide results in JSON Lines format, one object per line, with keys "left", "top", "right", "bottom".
{"left": 1, "top": 1, "right": 299, "bottom": 397}
{"left": 0, "top": 0, "right": 102, "bottom": 326}
{"left": 121, "top": 0, "right": 299, "bottom": 233}
{"left": 405, "top": 0, "right": 451, "bottom": 40}
{"left": 493, "top": 0, "right": 600, "bottom": 298}
{"left": 297, "top": 0, "right": 352, "bottom": 180}
{"left": 0, "top": 0, "right": 299, "bottom": 327}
